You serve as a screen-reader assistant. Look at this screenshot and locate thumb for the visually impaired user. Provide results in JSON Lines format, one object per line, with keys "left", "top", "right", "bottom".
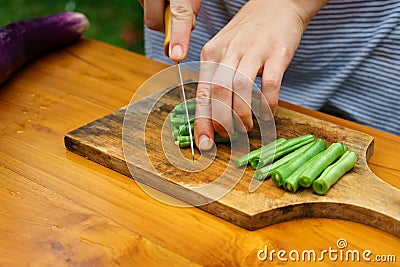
{"left": 169, "top": 0, "right": 194, "bottom": 61}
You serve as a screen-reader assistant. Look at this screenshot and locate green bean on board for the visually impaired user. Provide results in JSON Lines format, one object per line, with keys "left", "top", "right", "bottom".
{"left": 236, "top": 133, "right": 356, "bottom": 195}
{"left": 170, "top": 102, "right": 239, "bottom": 148}
{"left": 250, "top": 134, "right": 315, "bottom": 169}
{"left": 299, "top": 142, "right": 347, "bottom": 188}
{"left": 234, "top": 138, "right": 287, "bottom": 167}
{"left": 312, "top": 151, "right": 357, "bottom": 195}
{"left": 284, "top": 150, "right": 325, "bottom": 193}
{"left": 254, "top": 142, "right": 314, "bottom": 180}
{"left": 171, "top": 100, "right": 358, "bottom": 196}
{"left": 173, "top": 102, "right": 196, "bottom": 114}
{"left": 271, "top": 138, "right": 326, "bottom": 187}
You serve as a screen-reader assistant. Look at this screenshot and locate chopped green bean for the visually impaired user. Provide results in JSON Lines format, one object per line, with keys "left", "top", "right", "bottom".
{"left": 254, "top": 142, "right": 314, "bottom": 180}
{"left": 176, "top": 141, "right": 191, "bottom": 148}
{"left": 171, "top": 100, "right": 241, "bottom": 149}
{"left": 178, "top": 118, "right": 195, "bottom": 135}
{"left": 170, "top": 114, "right": 185, "bottom": 126}
{"left": 299, "top": 142, "right": 347, "bottom": 188}
{"left": 176, "top": 132, "right": 238, "bottom": 147}
{"left": 234, "top": 138, "right": 287, "bottom": 167}
{"left": 170, "top": 113, "right": 195, "bottom": 126}
{"left": 312, "top": 151, "right": 357, "bottom": 195}
{"left": 215, "top": 132, "right": 239, "bottom": 143}
{"left": 271, "top": 138, "right": 326, "bottom": 187}
{"left": 173, "top": 102, "right": 196, "bottom": 114}
{"left": 176, "top": 135, "right": 191, "bottom": 144}
{"left": 284, "top": 150, "right": 325, "bottom": 193}
{"left": 252, "top": 134, "right": 315, "bottom": 169}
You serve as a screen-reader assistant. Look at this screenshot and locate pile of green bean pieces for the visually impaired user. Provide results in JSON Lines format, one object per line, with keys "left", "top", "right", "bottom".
{"left": 235, "top": 134, "right": 357, "bottom": 195}
{"left": 170, "top": 102, "right": 238, "bottom": 148}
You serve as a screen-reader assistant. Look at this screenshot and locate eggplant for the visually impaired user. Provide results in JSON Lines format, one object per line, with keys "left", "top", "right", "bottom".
{"left": 0, "top": 12, "right": 90, "bottom": 85}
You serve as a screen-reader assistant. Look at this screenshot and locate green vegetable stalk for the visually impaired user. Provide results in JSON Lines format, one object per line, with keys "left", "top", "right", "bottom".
{"left": 254, "top": 142, "right": 314, "bottom": 180}
{"left": 170, "top": 101, "right": 238, "bottom": 148}
{"left": 176, "top": 133, "right": 239, "bottom": 148}
{"left": 271, "top": 138, "right": 326, "bottom": 187}
{"left": 299, "top": 142, "right": 347, "bottom": 188}
{"left": 249, "top": 134, "right": 315, "bottom": 169}
{"left": 312, "top": 151, "right": 357, "bottom": 195}
{"left": 234, "top": 138, "right": 287, "bottom": 167}
{"left": 173, "top": 102, "right": 196, "bottom": 114}
{"left": 284, "top": 151, "right": 325, "bottom": 193}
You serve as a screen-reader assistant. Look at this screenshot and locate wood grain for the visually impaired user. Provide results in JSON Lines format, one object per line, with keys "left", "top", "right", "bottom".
{"left": 1, "top": 38, "right": 399, "bottom": 266}
{"left": 65, "top": 83, "right": 400, "bottom": 236}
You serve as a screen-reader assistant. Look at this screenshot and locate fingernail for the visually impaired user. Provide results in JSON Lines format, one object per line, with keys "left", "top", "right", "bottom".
{"left": 171, "top": 45, "right": 183, "bottom": 61}
{"left": 199, "top": 135, "right": 213, "bottom": 151}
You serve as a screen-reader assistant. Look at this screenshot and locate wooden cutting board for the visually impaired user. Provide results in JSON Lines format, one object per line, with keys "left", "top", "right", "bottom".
{"left": 64, "top": 83, "right": 400, "bottom": 237}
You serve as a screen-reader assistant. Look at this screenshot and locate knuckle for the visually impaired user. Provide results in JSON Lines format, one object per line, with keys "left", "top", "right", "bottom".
{"left": 144, "top": 17, "right": 162, "bottom": 31}
{"left": 262, "top": 76, "right": 280, "bottom": 90}
{"left": 196, "top": 86, "right": 210, "bottom": 99}
{"left": 233, "top": 76, "right": 250, "bottom": 91}
{"left": 210, "top": 83, "right": 231, "bottom": 98}
{"left": 196, "top": 86, "right": 211, "bottom": 106}
{"left": 170, "top": 4, "right": 193, "bottom": 19}
{"left": 195, "top": 104, "right": 211, "bottom": 119}
{"left": 201, "top": 42, "right": 217, "bottom": 61}
{"left": 276, "top": 46, "right": 294, "bottom": 66}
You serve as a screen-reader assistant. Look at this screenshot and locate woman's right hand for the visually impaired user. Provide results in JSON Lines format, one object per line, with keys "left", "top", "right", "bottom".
{"left": 139, "top": 0, "right": 201, "bottom": 62}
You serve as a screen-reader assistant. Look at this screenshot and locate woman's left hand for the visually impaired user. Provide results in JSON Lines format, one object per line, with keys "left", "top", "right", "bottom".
{"left": 194, "top": 0, "right": 329, "bottom": 150}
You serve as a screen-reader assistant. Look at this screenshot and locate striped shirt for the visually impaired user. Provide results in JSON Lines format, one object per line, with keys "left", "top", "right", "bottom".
{"left": 145, "top": 0, "right": 400, "bottom": 135}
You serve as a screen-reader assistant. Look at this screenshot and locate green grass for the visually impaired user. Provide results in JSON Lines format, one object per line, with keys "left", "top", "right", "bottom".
{"left": 0, "top": 0, "right": 145, "bottom": 54}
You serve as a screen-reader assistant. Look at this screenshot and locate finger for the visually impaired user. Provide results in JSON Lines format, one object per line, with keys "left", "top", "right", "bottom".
{"left": 210, "top": 62, "right": 237, "bottom": 138}
{"left": 191, "top": 0, "right": 201, "bottom": 30}
{"left": 194, "top": 61, "right": 216, "bottom": 151}
{"left": 261, "top": 53, "right": 290, "bottom": 121}
{"left": 195, "top": 83, "right": 214, "bottom": 151}
{"left": 191, "top": 0, "right": 202, "bottom": 15}
{"left": 143, "top": 0, "right": 165, "bottom": 32}
{"left": 233, "top": 56, "right": 262, "bottom": 132}
{"left": 169, "top": 0, "right": 194, "bottom": 61}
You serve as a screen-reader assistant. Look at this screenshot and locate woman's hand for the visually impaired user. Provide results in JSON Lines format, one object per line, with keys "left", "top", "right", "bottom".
{"left": 139, "top": 0, "right": 201, "bottom": 61}
{"left": 194, "top": 0, "right": 329, "bottom": 150}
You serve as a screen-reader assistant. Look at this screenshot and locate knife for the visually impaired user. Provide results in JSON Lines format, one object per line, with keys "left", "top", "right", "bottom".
{"left": 164, "top": 3, "right": 195, "bottom": 161}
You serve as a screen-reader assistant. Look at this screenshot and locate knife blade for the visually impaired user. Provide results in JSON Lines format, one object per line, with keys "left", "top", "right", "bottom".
{"left": 164, "top": 3, "right": 195, "bottom": 161}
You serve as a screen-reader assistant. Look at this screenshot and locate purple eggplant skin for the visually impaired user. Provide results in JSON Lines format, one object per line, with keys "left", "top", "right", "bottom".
{"left": 0, "top": 12, "right": 89, "bottom": 86}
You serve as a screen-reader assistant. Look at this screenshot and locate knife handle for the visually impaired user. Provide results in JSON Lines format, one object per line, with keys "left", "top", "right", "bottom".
{"left": 163, "top": 3, "right": 172, "bottom": 57}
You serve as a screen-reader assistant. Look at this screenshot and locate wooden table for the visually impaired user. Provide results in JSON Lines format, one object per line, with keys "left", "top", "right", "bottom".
{"left": 0, "top": 38, "right": 399, "bottom": 266}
